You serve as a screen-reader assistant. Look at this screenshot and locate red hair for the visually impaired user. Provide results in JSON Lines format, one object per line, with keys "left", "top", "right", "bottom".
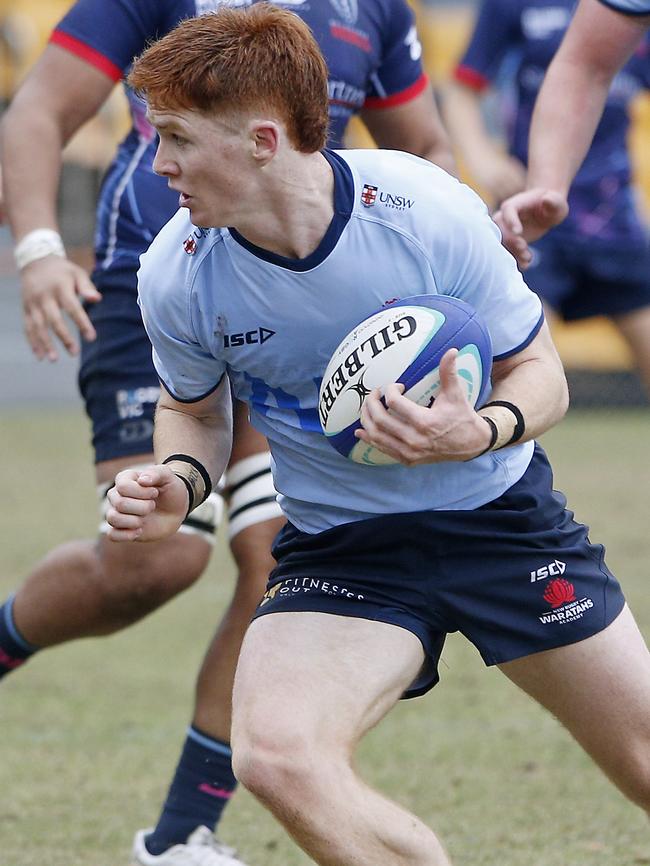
{"left": 128, "top": 3, "right": 329, "bottom": 153}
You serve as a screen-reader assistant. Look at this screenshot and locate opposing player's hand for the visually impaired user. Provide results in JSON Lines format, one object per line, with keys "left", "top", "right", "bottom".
{"left": 355, "top": 349, "right": 493, "bottom": 465}
{"left": 106, "top": 466, "right": 189, "bottom": 543}
{"left": 493, "top": 188, "right": 569, "bottom": 270}
{"left": 20, "top": 255, "right": 102, "bottom": 361}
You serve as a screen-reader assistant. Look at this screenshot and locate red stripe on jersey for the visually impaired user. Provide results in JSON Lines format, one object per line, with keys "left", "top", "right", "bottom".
{"left": 50, "top": 30, "right": 123, "bottom": 82}
{"left": 363, "top": 73, "right": 428, "bottom": 110}
{"left": 453, "top": 64, "right": 488, "bottom": 92}
{"left": 329, "top": 24, "right": 371, "bottom": 52}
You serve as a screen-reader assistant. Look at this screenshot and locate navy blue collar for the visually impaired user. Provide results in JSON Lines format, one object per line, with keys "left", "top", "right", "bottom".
{"left": 228, "top": 149, "right": 354, "bottom": 271}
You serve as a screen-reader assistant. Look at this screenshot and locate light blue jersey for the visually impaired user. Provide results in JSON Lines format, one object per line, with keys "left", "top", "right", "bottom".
{"left": 138, "top": 150, "right": 543, "bottom": 533}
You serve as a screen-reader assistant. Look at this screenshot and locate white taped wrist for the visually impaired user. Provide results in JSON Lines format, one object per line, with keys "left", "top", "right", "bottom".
{"left": 14, "top": 229, "right": 66, "bottom": 271}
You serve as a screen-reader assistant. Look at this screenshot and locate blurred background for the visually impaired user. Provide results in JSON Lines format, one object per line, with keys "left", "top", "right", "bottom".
{"left": 1, "top": 0, "right": 649, "bottom": 407}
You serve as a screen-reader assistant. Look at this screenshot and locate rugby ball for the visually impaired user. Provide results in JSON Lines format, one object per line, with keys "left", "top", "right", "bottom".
{"left": 319, "top": 294, "right": 492, "bottom": 465}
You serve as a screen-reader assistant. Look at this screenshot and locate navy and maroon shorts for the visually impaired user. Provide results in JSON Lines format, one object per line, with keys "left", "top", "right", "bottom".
{"left": 254, "top": 445, "right": 625, "bottom": 698}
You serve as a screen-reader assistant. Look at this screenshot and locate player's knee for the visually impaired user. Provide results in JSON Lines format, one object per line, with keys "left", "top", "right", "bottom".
{"left": 94, "top": 536, "right": 209, "bottom": 627}
{"left": 232, "top": 728, "right": 324, "bottom": 807}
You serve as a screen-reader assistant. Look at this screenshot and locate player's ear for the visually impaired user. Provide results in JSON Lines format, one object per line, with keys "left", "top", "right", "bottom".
{"left": 249, "top": 120, "right": 279, "bottom": 164}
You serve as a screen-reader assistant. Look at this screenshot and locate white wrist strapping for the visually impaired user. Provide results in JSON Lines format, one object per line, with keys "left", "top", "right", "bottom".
{"left": 14, "top": 228, "right": 66, "bottom": 271}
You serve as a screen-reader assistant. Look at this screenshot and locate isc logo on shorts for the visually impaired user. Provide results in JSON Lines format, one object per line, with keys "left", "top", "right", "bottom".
{"left": 530, "top": 559, "right": 566, "bottom": 582}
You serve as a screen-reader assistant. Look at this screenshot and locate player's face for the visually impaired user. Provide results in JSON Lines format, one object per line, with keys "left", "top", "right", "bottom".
{"left": 149, "top": 106, "right": 251, "bottom": 226}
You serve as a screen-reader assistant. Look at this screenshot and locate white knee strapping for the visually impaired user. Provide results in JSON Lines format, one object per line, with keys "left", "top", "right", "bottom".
{"left": 97, "top": 464, "right": 224, "bottom": 543}
{"left": 225, "top": 452, "right": 282, "bottom": 540}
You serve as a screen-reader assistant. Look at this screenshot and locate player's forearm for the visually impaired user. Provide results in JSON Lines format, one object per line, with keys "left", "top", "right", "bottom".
{"left": 525, "top": 56, "right": 610, "bottom": 197}
{"left": 0, "top": 100, "right": 64, "bottom": 240}
{"left": 480, "top": 324, "right": 569, "bottom": 447}
{"left": 441, "top": 82, "right": 494, "bottom": 176}
{"left": 154, "top": 393, "right": 233, "bottom": 489}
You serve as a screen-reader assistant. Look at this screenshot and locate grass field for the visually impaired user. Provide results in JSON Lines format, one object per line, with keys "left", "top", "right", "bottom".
{"left": 1, "top": 407, "right": 649, "bottom": 866}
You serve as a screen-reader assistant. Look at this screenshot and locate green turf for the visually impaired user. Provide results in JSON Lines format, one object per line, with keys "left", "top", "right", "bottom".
{"left": 0, "top": 408, "right": 649, "bottom": 865}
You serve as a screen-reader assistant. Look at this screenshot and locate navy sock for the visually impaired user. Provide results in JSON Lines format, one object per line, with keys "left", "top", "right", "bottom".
{"left": 0, "top": 596, "right": 39, "bottom": 679}
{"left": 145, "top": 726, "right": 238, "bottom": 855}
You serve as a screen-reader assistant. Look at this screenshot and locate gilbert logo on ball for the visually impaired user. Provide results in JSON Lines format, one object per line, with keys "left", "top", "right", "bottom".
{"left": 319, "top": 294, "right": 492, "bottom": 465}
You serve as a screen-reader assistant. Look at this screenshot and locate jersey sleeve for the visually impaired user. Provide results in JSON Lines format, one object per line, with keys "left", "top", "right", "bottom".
{"left": 50, "top": 0, "right": 173, "bottom": 81}
{"left": 598, "top": 0, "right": 650, "bottom": 14}
{"left": 453, "top": 0, "right": 520, "bottom": 91}
{"left": 138, "top": 220, "right": 226, "bottom": 404}
{"left": 363, "top": 0, "right": 428, "bottom": 109}
{"left": 428, "top": 180, "right": 543, "bottom": 360}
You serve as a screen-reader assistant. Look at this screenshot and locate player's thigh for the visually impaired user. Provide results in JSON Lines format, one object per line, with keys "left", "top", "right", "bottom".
{"left": 498, "top": 604, "right": 650, "bottom": 786}
{"left": 233, "top": 611, "right": 425, "bottom": 749}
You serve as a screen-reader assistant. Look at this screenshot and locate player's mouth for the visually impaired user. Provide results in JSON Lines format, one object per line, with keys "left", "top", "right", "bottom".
{"left": 179, "top": 192, "right": 192, "bottom": 207}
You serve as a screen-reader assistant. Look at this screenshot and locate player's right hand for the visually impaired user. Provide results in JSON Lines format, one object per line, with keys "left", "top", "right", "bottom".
{"left": 493, "top": 188, "right": 569, "bottom": 269}
{"left": 20, "top": 255, "right": 102, "bottom": 361}
{"left": 106, "top": 466, "right": 189, "bottom": 543}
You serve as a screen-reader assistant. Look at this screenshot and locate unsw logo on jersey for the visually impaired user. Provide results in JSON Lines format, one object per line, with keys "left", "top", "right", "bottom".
{"left": 360, "top": 184, "right": 415, "bottom": 211}
{"left": 361, "top": 184, "right": 378, "bottom": 207}
{"left": 183, "top": 227, "right": 210, "bottom": 255}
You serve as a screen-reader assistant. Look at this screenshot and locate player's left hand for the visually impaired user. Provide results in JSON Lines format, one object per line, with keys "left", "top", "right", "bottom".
{"left": 355, "top": 349, "right": 493, "bottom": 465}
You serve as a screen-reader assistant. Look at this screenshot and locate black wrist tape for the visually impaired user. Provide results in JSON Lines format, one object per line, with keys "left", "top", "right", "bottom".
{"left": 477, "top": 416, "right": 499, "bottom": 457}
{"left": 162, "top": 453, "right": 212, "bottom": 514}
{"left": 481, "top": 400, "right": 526, "bottom": 447}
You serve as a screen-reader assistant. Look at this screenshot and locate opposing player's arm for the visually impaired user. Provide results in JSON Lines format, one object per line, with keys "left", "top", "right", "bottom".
{"left": 106, "top": 378, "right": 233, "bottom": 543}
{"left": 361, "top": 86, "right": 457, "bottom": 176}
{"left": 357, "top": 321, "right": 568, "bottom": 466}
{"left": 0, "top": 44, "right": 116, "bottom": 360}
{"left": 442, "top": 79, "right": 526, "bottom": 205}
{"left": 495, "top": 0, "right": 649, "bottom": 262}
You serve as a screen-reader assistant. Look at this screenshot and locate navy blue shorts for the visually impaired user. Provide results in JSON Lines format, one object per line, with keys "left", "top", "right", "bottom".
{"left": 78, "top": 266, "right": 160, "bottom": 463}
{"left": 527, "top": 233, "right": 650, "bottom": 321}
{"left": 254, "top": 445, "right": 625, "bottom": 698}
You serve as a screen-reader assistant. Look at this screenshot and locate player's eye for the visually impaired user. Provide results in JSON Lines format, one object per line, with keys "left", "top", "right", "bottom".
{"left": 172, "top": 133, "right": 188, "bottom": 146}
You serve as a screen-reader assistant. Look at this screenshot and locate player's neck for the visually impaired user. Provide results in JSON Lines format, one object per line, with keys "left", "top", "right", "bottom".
{"left": 232, "top": 151, "right": 334, "bottom": 260}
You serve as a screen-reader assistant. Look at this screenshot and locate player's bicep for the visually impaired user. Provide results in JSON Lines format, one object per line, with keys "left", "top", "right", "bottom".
{"left": 10, "top": 44, "right": 116, "bottom": 141}
{"left": 360, "top": 86, "right": 448, "bottom": 156}
{"left": 562, "top": 0, "right": 649, "bottom": 77}
{"left": 157, "top": 373, "right": 231, "bottom": 422}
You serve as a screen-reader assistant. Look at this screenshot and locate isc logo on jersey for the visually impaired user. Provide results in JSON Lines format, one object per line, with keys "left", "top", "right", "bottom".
{"left": 224, "top": 327, "right": 275, "bottom": 348}
{"left": 319, "top": 294, "right": 492, "bottom": 465}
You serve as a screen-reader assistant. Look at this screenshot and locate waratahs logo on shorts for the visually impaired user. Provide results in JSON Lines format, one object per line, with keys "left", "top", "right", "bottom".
{"left": 329, "top": 0, "right": 358, "bottom": 25}
{"left": 361, "top": 184, "right": 378, "bottom": 207}
{"left": 538, "top": 577, "right": 594, "bottom": 626}
{"left": 543, "top": 578, "right": 576, "bottom": 609}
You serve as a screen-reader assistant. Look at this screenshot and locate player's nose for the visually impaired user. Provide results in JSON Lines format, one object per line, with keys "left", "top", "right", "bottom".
{"left": 152, "top": 143, "right": 179, "bottom": 178}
